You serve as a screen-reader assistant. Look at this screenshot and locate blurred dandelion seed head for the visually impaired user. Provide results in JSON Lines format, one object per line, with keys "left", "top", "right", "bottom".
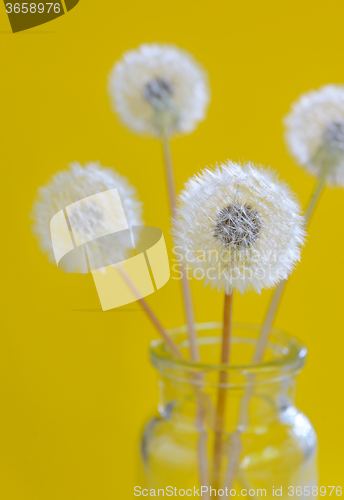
{"left": 322, "top": 120, "right": 344, "bottom": 152}
{"left": 108, "top": 43, "right": 210, "bottom": 137}
{"left": 143, "top": 77, "right": 174, "bottom": 107}
{"left": 284, "top": 84, "right": 344, "bottom": 186}
{"left": 31, "top": 161, "right": 143, "bottom": 272}
{"left": 68, "top": 203, "right": 105, "bottom": 242}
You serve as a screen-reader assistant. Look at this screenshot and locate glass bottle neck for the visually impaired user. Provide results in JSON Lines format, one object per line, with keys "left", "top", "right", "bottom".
{"left": 150, "top": 323, "right": 306, "bottom": 433}
{"left": 157, "top": 372, "right": 298, "bottom": 432}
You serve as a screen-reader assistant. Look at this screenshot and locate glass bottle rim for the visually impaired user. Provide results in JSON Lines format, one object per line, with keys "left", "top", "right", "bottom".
{"left": 150, "top": 322, "right": 307, "bottom": 379}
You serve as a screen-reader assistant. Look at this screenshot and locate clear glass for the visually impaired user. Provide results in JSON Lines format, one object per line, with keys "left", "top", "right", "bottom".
{"left": 138, "top": 323, "right": 317, "bottom": 497}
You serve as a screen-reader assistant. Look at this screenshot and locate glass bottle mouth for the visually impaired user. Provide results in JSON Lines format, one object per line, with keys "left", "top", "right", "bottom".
{"left": 150, "top": 323, "right": 307, "bottom": 387}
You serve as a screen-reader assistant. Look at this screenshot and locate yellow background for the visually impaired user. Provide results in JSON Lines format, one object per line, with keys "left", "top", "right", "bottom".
{"left": 1, "top": 1, "right": 343, "bottom": 498}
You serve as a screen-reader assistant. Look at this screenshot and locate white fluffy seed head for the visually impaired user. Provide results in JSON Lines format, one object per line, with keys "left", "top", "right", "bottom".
{"left": 108, "top": 43, "right": 210, "bottom": 137}
{"left": 284, "top": 84, "right": 344, "bottom": 186}
{"left": 173, "top": 161, "right": 306, "bottom": 294}
{"left": 31, "top": 162, "right": 143, "bottom": 272}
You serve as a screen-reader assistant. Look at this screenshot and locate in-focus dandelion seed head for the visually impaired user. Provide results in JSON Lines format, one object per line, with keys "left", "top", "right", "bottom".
{"left": 173, "top": 161, "right": 306, "bottom": 294}
{"left": 213, "top": 203, "right": 262, "bottom": 250}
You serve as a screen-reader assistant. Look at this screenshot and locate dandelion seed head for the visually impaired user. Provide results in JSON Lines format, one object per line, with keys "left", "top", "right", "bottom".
{"left": 214, "top": 203, "right": 262, "bottom": 250}
{"left": 108, "top": 43, "right": 210, "bottom": 137}
{"left": 322, "top": 120, "right": 344, "bottom": 152}
{"left": 173, "top": 161, "right": 306, "bottom": 294}
{"left": 143, "top": 77, "right": 174, "bottom": 109}
{"left": 284, "top": 84, "right": 344, "bottom": 186}
{"left": 31, "top": 162, "right": 143, "bottom": 272}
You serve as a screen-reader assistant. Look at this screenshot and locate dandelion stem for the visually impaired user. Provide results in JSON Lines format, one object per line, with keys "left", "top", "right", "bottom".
{"left": 304, "top": 168, "right": 328, "bottom": 227}
{"left": 161, "top": 131, "right": 178, "bottom": 218}
{"left": 195, "top": 394, "right": 210, "bottom": 498}
{"left": 160, "top": 130, "right": 199, "bottom": 362}
{"left": 160, "top": 126, "right": 207, "bottom": 493}
{"left": 253, "top": 279, "right": 287, "bottom": 363}
{"left": 213, "top": 292, "right": 233, "bottom": 489}
{"left": 221, "top": 293, "right": 233, "bottom": 365}
{"left": 221, "top": 169, "right": 328, "bottom": 491}
{"left": 117, "top": 264, "right": 182, "bottom": 359}
{"left": 257, "top": 168, "right": 328, "bottom": 361}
